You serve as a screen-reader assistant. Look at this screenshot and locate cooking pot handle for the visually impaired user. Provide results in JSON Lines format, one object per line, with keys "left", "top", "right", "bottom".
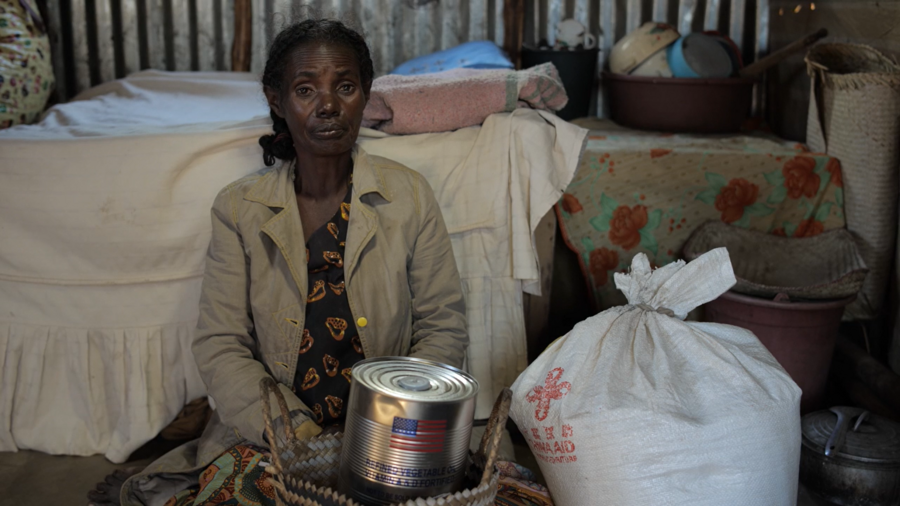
{"left": 825, "top": 406, "right": 869, "bottom": 457}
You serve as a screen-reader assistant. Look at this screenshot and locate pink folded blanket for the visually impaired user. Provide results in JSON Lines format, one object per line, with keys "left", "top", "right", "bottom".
{"left": 362, "top": 62, "right": 568, "bottom": 134}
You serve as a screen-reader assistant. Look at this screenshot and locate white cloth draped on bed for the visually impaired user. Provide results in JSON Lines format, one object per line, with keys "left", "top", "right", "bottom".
{"left": 0, "top": 71, "right": 585, "bottom": 462}
{"left": 358, "top": 110, "right": 586, "bottom": 417}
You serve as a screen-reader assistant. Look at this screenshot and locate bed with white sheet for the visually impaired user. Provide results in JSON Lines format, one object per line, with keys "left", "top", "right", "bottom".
{"left": 0, "top": 70, "right": 585, "bottom": 463}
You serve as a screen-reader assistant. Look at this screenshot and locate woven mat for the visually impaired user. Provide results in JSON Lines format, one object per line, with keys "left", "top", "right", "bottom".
{"left": 557, "top": 119, "right": 846, "bottom": 311}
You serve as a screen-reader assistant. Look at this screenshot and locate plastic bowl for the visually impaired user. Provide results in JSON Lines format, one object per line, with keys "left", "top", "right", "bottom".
{"left": 604, "top": 72, "right": 757, "bottom": 133}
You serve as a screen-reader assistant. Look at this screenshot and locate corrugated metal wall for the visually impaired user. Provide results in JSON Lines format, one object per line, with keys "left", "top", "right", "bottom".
{"left": 46, "top": 0, "right": 505, "bottom": 100}
{"left": 48, "top": 0, "right": 768, "bottom": 112}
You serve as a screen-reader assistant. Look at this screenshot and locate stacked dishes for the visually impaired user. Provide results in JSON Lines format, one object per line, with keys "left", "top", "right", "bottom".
{"left": 610, "top": 22, "right": 681, "bottom": 77}
{"left": 610, "top": 22, "right": 743, "bottom": 79}
{"left": 339, "top": 357, "right": 479, "bottom": 505}
{"left": 605, "top": 21, "right": 752, "bottom": 133}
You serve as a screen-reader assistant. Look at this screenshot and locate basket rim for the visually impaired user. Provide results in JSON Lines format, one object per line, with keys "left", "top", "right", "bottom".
{"left": 717, "top": 290, "right": 856, "bottom": 309}
{"left": 806, "top": 43, "right": 899, "bottom": 66}
{"left": 274, "top": 458, "right": 502, "bottom": 506}
{"left": 805, "top": 43, "right": 900, "bottom": 83}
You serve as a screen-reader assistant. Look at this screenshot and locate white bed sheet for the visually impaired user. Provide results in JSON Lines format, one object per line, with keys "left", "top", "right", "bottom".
{"left": 0, "top": 71, "right": 585, "bottom": 462}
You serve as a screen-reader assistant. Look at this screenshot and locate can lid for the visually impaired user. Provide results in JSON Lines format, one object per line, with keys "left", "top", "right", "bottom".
{"left": 352, "top": 357, "right": 479, "bottom": 402}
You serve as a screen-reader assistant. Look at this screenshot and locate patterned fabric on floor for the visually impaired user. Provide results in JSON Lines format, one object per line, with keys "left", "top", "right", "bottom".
{"left": 164, "top": 444, "right": 275, "bottom": 506}
{"left": 494, "top": 461, "right": 554, "bottom": 506}
{"left": 558, "top": 118, "right": 846, "bottom": 311}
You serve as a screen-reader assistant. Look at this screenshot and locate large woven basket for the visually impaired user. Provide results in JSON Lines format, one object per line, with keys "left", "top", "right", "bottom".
{"left": 260, "top": 378, "right": 508, "bottom": 506}
{"left": 682, "top": 221, "right": 867, "bottom": 300}
{"left": 805, "top": 43, "right": 900, "bottom": 319}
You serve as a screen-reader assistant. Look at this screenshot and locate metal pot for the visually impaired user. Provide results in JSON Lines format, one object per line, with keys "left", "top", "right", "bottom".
{"left": 800, "top": 407, "right": 900, "bottom": 505}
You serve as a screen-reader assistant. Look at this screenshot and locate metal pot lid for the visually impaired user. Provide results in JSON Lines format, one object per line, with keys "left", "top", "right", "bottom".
{"left": 802, "top": 407, "right": 900, "bottom": 464}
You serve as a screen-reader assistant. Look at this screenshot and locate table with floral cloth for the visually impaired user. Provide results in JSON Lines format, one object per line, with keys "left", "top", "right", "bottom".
{"left": 557, "top": 118, "right": 846, "bottom": 310}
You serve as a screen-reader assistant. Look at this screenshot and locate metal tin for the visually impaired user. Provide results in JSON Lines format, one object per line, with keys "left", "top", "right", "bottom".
{"left": 800, "top": 407, "right": 900, "bottom": 505}
{"left": 339, "top": 357, "right": 478, "bottom": 505}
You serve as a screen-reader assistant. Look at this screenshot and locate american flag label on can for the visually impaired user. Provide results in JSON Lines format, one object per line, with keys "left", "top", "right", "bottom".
{"left": 389, "top": 416, "right": 447, "bottom": 453}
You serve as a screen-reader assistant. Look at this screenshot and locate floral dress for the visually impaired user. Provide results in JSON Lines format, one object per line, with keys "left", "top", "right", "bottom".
{"left": 165, "top": 186, "right": 364, "bottom": 506}
{"left": 293, "top": 184, "right": 365, "bottom": 425}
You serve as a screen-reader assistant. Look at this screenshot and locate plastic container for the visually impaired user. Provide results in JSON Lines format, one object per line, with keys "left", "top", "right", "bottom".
{"left": 604, "top": 72, "right": 756, "bottom": 133}
{"left": 705, "top": 291, "right": 855, "bottom": 414}
{"left": 522, "top": 47, "right": 599, "bottom": 121}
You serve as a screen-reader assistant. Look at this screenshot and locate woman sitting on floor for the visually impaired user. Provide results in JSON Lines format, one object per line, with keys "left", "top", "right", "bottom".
{"left": 93, "top": 18, "right": 468, "bottom": 506}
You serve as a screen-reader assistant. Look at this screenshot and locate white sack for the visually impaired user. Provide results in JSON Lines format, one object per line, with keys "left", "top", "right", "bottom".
{"left": 510, "top": 248, "right": 802, "bottom": 506}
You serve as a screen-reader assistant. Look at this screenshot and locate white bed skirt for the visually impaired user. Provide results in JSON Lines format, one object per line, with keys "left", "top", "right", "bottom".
{"left": 0, "top": 278, "right": 206, "bottom": 463}
{"left": 0, "top": 72, "right": 272, "bottom": 461}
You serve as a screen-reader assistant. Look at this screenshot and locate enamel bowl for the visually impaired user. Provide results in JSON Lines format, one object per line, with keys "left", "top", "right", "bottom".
{"left": 609, "top": 21, "right": 680, "bottom": 75}
{"left": 630, "top": 49, "right": 673, "bottom": 78}
{"left": 704, "top": 31, "right": 744, "bottom": 73}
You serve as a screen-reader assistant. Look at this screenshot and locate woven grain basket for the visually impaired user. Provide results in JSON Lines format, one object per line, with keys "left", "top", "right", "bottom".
{"left": 682, "top": 221, "right": 868, "bottom": 300}
{"left": 259, "top": 377, "right": 507, "bottom": 506}
{"left": 805, "top": 43, "right": 900, "bottom": 319}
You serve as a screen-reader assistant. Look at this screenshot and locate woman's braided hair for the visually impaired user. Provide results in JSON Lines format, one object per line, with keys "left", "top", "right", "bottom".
{"left": 259, "top": 19, "right": 374, "bottom": 166}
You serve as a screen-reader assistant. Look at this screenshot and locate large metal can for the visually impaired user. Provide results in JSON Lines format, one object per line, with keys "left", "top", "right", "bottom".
{"left": 339, "top": 357, "right": 479, "bottom": 505}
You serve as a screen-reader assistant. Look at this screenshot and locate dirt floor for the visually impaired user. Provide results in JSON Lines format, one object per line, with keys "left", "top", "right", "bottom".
{"left": 0, "top": 428, "right": 829, "bottom": 506}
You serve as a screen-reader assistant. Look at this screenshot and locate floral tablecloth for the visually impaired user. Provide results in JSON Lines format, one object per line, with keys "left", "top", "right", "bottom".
{"left": 558, "top": 118, "right": 846, "bottom": 310}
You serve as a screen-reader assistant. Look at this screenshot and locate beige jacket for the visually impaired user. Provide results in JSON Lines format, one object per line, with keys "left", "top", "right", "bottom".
{"left": 123, "top": 148, "right": 467, "bottom": 505}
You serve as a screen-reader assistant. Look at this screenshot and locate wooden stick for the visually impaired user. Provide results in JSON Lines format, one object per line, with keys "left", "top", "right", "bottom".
{"left": 739, "top": 28, "right": 828, "bottom": 78}
{"left": 480, "top": 388, "right": 512, "bottom": 485}
{"left": 232, "top": 0, "right": 252, "bottom": 72}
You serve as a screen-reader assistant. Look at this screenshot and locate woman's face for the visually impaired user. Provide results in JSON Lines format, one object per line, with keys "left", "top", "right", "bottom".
{"left": 267, "top": 42, "right": 368, "bottom": 158}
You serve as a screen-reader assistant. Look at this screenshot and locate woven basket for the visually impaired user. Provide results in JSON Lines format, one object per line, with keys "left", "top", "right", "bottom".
{"left": 259, "top": 378, "right": 508, "bottom": 506}
{"left": 805, "top": 43, "right": 900, "bottom": 318}
{"left": 682, "top": 221, "right": 868, "bottom": 300}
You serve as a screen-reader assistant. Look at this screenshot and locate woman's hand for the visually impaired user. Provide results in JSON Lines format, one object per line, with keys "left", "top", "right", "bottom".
{"left": 293, "top": 419, "right": 324, "bottom": 440}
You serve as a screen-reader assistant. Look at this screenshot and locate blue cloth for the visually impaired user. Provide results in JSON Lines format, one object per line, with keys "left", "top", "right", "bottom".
{"left": 391, "top": 41, "right": 513, "bottom": 75}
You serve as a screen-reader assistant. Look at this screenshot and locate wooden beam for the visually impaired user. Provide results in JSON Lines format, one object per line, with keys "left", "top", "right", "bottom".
{"left": 232, "top": 0, "right": 252, "bottom": 72}
{"left": 503, "top": 0, "right": 525, "bottom": 69}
